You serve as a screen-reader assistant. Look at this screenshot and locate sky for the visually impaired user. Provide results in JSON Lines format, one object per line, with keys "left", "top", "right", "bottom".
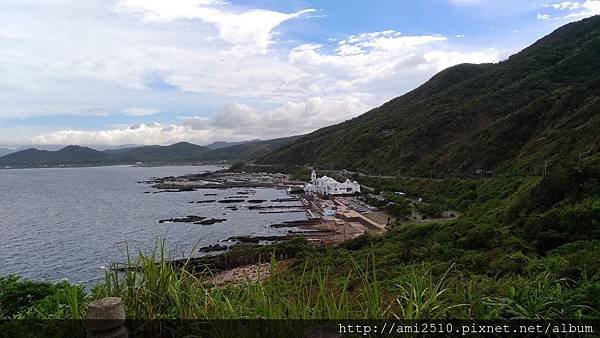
{"left": 1, "top": 0, "right": 599, "bottom": 148}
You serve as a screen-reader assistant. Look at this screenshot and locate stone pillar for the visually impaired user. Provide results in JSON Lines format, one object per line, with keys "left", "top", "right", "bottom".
{"left": 86, "top": 297, "right": 128, "bottom": 338}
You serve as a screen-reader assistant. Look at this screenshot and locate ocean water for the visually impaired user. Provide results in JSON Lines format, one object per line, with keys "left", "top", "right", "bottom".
{"left": 0, "top": 165, "right": 305, "bottom": 286}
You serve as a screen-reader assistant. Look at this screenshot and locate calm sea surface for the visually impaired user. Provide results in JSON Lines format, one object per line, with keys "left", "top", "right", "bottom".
{"left": 0, "top": 165, "right": 305, "bottom": 286}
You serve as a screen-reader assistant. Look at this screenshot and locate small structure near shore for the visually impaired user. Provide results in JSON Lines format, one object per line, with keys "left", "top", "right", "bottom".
{"left": 304, "top": 170, "right": 360, "bottom": 196}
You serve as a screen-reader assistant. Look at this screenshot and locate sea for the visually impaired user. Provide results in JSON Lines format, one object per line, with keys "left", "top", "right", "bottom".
{"left": 0, "top": 165, "right": 306, "bottom": 286}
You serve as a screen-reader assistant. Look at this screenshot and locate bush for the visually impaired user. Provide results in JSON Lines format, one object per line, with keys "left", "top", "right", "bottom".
{"left": 0, "top": 275, "right": 56, "bottom": 318}
{"left": 0, "top": 275, "right": 86, "bottom": 319}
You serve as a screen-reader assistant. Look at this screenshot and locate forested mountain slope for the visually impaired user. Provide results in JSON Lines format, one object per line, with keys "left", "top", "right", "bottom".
{"left": 261, "top": 16, "right": 600, "bottom": 175}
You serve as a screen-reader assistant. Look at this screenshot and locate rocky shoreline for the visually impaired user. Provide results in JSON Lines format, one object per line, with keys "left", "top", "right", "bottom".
{"left": 139, "top": 169, "right": 384, "bottom": 285}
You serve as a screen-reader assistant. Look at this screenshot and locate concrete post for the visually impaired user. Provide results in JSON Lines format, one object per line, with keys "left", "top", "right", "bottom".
{"left": 86, "top": 297, "right": 128, "bottom": 338}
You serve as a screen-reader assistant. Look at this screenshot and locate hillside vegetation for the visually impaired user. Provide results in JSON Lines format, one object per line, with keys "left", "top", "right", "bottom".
{"left": 261, "top": 16, "right": 600, "bottom": 175}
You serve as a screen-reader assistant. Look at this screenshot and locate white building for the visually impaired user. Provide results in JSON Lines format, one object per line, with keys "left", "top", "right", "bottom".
{"left": 304, "top": 170, "right": 360, "bottom": 196}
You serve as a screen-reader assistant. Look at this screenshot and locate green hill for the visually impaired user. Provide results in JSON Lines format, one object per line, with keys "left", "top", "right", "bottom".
{"left": 0, "top": 146, "right": 112, "bottom": 167}
{"left": 261, "top": 16, "right": 600, "bottom": 175}
{"left": 0, "top": 137, "right": 301, "bottom": 168}
{"left": 197, "top": 136, "right": 302, "bottom": 162}
{"left": 115, "top": 142, "right": 209, "bottom": 163}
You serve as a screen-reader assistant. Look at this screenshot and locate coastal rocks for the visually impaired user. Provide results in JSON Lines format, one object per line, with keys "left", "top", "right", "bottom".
{"left": 158, "top": 216, "right": 227, "bottom": 225}
{"left": 247, "top": 199, "right": 266, "bottom": 203}
{"left": 271, "top": 198, "right": 299, "bottom": 202}
{"left": 159, "top": 215, "right": 206, "bottom": 224}
{"left": 288, "top": 187, "right": 305, "bottom": 194}
{"left": 227, "top": 235, "right": 293, "bottom": 243}
{"left": 236, "top": 191, "right": 255, "bottom": 195}
{"left": 218, "top": 199, "right": 245, "bottom": 203}
{"left": 270, "top": 219, "right": 322, "bottom": 228}
{"left": 259, "top": 210, "right": 306, "bottom": 214}
{"left": 199, "top": 244, "right": 228, "bottom": 253}
{"left": 199, "top": 218, "right": 227, "bottom": 225}
{"left": 204, "top": 193, "right": 218, "bottom": 196}
{"left": 152, "top": 188, "right": 194, "bottom": 193}
{"left": 248, "top": 205, "right": 306, "bottom": 210}
{"left": 270, "top": 223, "right": 297, "bottom": 228}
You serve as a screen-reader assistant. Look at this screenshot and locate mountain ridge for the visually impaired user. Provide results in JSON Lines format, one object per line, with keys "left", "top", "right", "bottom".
{"left": 0, "top": 138, "right": 299, "bottom": 168}
{"left": 259, "top": 16, "right": 600, "bottom": 174}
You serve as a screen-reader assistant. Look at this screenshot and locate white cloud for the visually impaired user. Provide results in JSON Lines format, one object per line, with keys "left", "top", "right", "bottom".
{"left": 538, "top": 0, "right": 600, "bottom": 19}
{"left": 123, "top": 107, "right": 160, "bottom": 116}
{"left": 545, "top": 1, "right": 582, "bottom": 10}
{"left": 115, "top": 0, "right": 315, "bottom": 54}
{"left": 0, "top": 1, "right": 505, "bottom": 147}
{"left": 29, "top": 123, "right": 198, "bottom": 147}
{"left": 287, "top": 30, "right": 499, "bottom": 101}
{"left": 577, "top": 0, "right": 600, "bottom": 15}
{"left": 25, "top": 96, "right": 369, "bottom": 146}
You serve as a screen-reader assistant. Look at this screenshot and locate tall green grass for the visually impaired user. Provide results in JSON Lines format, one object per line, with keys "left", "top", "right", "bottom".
{"left": 95, "top": 243, "right": 462, "bottom": 320}
{"left": 4, "top": 241, "right": 595, "bottom": 321}
{"left": 483, "top": 273, "right": 595, "bottom": 319}
{"left": 394, "top": 263, "right": 466, "bottom": 319}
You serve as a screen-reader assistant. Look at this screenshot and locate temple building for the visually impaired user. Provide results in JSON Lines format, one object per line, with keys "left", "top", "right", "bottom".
{"left": 304, "top": 170, "right": 361, "bottom": 196}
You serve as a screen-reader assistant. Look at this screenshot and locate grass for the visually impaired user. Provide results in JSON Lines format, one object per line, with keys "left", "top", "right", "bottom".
{"left": 482, "top": 273, "right": 595, "bottom": 319}
{"left": 394, "top": 263, "right": 466, "bottom": 319}
{"left": 95, "top": 243, "right": 394, "bottom": 319}
{"left": 2, "top": 238, "right": 598, "bottom": 332}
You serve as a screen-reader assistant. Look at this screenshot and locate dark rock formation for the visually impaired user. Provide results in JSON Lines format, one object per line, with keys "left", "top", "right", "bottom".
{"left": 271, "top": 198, "right": 299, "bottom": 202}
{"left": 158, "top": 216, "right": 226, "bottom": 225}
{"left": 218, "top": 199, "right": 245, "bottom": 203}
{"left": 199, "top": 244, "right": 228, "bottom": 253}
{"left": 159, "top": 216, "right": 206, "bottom": 224}
{"left": 197, "top": 218, "right": 227, "bottom": 225}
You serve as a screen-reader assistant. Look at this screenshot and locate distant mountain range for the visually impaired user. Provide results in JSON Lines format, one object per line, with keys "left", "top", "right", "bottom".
{"left": 205, "top": 140, "right": 260, "bottom": 150}
{"left": 260, "top": 16, "right": 600, "bottom": 174}
{"left": 0, "top": 136, "right": 300, "bottom": 168}
{"left": 0, "top": 148, "right": 15, "bottom": 157}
